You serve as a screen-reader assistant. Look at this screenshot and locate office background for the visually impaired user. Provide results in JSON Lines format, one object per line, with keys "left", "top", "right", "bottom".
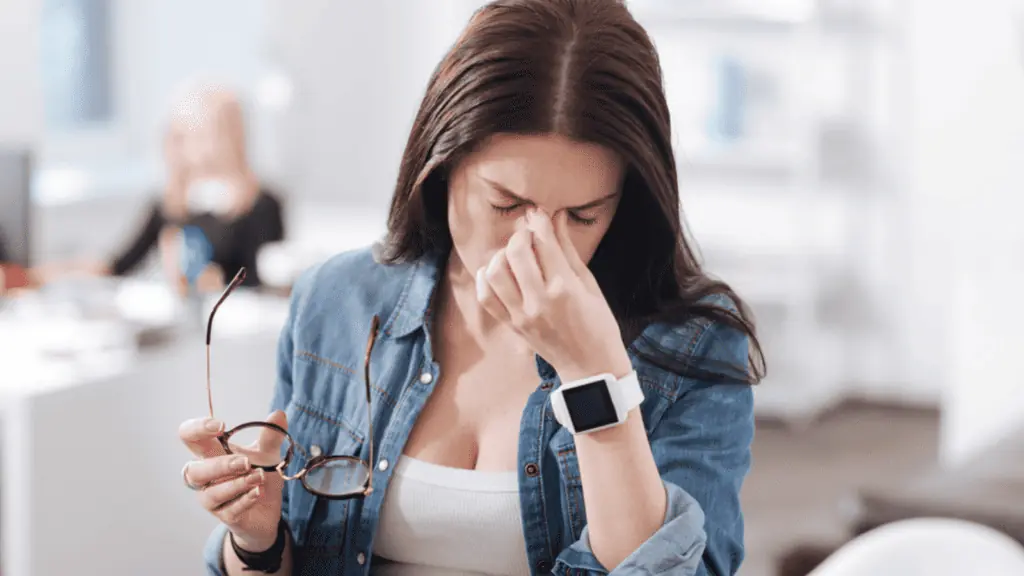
{"left": 1, "top": 0, "right": 1024, "bottom": 574}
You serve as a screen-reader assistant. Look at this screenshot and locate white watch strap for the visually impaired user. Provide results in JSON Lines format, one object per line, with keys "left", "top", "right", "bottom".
{"left": 613, "top": 370, "right": 644, "bottom": 416}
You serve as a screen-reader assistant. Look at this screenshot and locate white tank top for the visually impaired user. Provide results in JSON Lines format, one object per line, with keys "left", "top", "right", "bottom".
{"left": 372, "top": 456, "right": 531, "bottom": 576}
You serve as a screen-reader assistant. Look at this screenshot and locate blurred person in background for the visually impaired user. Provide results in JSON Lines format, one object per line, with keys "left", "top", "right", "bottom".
{"left": 34, "top": 84, "right": 285, "bottom": 292}
{"left": 179, "top": 1, "right": 762, "bottom": 575}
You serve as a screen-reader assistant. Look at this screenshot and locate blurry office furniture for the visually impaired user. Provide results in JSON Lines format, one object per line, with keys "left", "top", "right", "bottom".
{"left": 778, "top": 423, "right": 1024, "bottom": 575}
{"left": 628, "top": 0, "right": 910, "bottom": 422}
{"left": 0, "top": 282, "right": 287, "bottom": 576}
{"left": 256, "top": 202, "right": 387, "bottom": 291}
{"left": 0, "top": 149, "right": 33, "bottom": 267}
{"left": 806, "top": 519, "right": 1024, "bottom": 576}
{"left": 0, "top": 149, "right": 34, "bottom": 292}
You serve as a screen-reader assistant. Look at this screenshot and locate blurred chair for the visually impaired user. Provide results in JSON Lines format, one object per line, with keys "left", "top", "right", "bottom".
{"left": 808, "top": 518, "right": 1024, "bottom": 576}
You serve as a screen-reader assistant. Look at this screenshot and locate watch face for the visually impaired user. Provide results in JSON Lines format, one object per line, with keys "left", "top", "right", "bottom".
{"left": 562, "top": 380, "right": 618, "bottom": 432}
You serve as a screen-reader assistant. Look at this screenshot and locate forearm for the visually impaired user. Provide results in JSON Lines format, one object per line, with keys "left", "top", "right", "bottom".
{"left": 221, "top": 532, "right": 293, "bottom": 576}
{"left": 575, "top": 407, "right": 667, "bottom": 570}
{"left": 559, "top": 353, "right": 668, "bottom": 571}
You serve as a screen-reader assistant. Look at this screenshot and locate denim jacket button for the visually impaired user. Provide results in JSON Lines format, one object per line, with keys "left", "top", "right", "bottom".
{"left": 419, "top": 371, "right": 433, "bottom": 384}
{"left": 536, "top": 559, "right": 553, "bottom": 572}
{"left": 309, "top": 445, "right": 322, "bottom": 458}
{"left": 356, "top": 552, "right": 366, "bottom": 565}
{"left": 524, "top": 462, "right": 539, "bottom": 477}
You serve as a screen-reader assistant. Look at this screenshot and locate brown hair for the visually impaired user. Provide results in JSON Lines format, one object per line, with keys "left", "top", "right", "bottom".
{"left": 380, "top": 0, "right": 764, "bottom": 383}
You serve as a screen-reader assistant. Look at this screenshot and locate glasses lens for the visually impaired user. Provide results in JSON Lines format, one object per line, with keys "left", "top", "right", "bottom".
{"left": 225, "top": 424, "right": 292, "bottom": 468}
{"left": 304, "top": 457, "right": 370, "bottom": 497}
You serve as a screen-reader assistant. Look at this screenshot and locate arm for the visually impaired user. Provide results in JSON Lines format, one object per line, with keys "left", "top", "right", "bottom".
{"left": 109, "top": 201, "right": 166, "bottom": 276}
{"left": 556, "top": 320, "right": 754, "bottom": 575}
{"left": 202, "top": 266, "right": 318, "bottom": 575}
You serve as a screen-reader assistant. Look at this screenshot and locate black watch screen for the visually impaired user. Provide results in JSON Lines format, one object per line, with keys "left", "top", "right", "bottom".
{"left": 562, "top": 379, "right": 618, "bottom": 432}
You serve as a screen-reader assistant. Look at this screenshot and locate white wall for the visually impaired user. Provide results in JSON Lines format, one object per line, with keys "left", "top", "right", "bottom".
{"left": 0, "top": 0, "right": 43, "bottom": 146}
{"left": 261, "top": 0, "right": 480, "bottom": 206}
{"left": 901, "top": 0, "right": 1024, "bottom": 466}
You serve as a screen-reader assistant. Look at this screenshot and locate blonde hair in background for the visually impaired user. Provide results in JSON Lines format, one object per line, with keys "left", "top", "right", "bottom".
{"left": 161, "top": 77, "right": 259, "bottom": 219}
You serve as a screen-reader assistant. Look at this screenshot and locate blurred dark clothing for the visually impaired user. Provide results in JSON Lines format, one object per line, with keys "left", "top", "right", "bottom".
{"left": 0, "top": 228, "right": 8, "bottom": 263}
{"left": 109, "top": 188, "right": 284, "bottom": 287}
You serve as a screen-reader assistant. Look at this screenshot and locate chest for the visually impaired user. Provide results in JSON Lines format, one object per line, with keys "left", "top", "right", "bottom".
{"left": 402, "top": 325, "right": 541, "bottom": 470}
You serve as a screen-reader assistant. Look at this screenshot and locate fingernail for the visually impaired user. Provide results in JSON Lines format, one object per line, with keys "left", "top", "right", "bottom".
{"left": 252, "top": 486, "right": 261, "bottom": 498}
{"left": 205, "top": 420, "right": 224, "bottom": 433}
{"left": 248, "top": 470, "right": 264, "bottom": 485}
{"left": 475, "top": 268, "right": 486, "bottom": 300}
{"left": 232, "top": 456, "right": 250, "bottom": 472}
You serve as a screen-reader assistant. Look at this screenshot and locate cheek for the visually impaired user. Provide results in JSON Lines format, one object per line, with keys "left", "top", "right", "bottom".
{"left": 447, "top": 189, "right": 516, "bottom": 271}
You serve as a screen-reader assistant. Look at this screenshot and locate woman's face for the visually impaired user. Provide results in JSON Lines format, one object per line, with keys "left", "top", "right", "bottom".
{"left": 447, "top": 133, "right": 626, "bottom": 277}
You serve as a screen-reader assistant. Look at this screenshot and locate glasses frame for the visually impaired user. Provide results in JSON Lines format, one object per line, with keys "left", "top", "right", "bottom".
{"left": 206, "top": 267, "right": 377, "bottom": 500}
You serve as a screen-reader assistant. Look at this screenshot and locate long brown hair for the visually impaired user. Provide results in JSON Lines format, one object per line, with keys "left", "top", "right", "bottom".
{"left": 379, "top": 0, "right": 764, "bottom": 384}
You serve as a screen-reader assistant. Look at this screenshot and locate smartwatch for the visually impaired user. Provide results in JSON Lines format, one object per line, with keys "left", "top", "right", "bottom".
{"left": 550, "top": 370, "right": 644, "bottom": 435}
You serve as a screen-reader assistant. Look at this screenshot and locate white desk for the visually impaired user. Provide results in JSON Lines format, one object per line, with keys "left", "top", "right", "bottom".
{"left": 0, "top": 286, "right": 289, "bottom": 576}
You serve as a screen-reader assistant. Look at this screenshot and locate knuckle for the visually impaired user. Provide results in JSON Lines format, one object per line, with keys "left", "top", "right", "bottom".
{"left": 220, "top": 507, "right": 240, "bottom": 526}
{"left": 546, "top": 279, "right": 566, "bottom": 299}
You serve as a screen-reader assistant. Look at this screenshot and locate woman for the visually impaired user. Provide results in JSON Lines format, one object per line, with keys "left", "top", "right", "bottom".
{"left": 180, "top": 1, "right": 763, "bottom": 575}
{"left": 40, "top": 85, "right": 285, "bottom": 291}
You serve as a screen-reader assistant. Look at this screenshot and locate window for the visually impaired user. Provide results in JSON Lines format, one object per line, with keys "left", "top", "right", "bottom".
{"left": 40, "top": 0, "right": 114, "bottom": 130}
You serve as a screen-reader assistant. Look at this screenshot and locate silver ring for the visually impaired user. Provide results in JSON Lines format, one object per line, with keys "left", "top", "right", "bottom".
{"left": 182, "top": 461, "right": 205, "bottom": 491}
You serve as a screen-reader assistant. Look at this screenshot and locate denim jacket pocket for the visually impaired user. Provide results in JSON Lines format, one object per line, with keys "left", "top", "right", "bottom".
{"left": 283, "top": 400, "right": 365, "bottom": 558}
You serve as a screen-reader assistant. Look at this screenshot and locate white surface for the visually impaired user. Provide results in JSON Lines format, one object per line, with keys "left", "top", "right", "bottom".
{"left": 0, "top": 293, "right": 285, "bottom": 576}
{"left": 374, "top": 456, "right": 530, "bottom": 576}
{"left": 809, "top": 518, "right": 1024, "bottom": 576}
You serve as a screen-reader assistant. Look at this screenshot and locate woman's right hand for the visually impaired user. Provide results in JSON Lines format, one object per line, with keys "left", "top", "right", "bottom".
{"left": 179, "top": 410, "right": 289, "bottom": 551}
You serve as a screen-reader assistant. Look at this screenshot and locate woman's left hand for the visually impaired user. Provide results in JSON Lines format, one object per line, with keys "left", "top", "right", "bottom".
{"left": 476, "top": 209, "right": 632, "bottom": 381}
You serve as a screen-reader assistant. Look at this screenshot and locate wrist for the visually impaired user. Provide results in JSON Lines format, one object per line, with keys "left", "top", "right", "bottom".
{"left": 231, "top": 528, "right": 278, "bottom": 553}
{"left": 555, "top": 350, "right": 632, "bottom": 383}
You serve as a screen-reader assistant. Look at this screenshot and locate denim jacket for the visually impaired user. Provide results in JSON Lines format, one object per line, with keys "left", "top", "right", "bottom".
{"left": 203, "top": 246, "right": 754, "bottom": 575}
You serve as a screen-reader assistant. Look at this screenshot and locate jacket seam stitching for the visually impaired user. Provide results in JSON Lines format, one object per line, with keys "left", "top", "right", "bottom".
{"left": 294, "top": 350, "right": 397, "bottom": 407}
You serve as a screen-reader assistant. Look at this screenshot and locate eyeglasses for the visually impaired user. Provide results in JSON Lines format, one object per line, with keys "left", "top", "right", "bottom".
{"left": 206, "top": 267, "right": 378, "bottom": 500}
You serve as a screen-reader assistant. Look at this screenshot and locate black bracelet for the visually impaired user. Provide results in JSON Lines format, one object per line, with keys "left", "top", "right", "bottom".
{"left": 229, "top": 518, "right": 288, "bottom": 573}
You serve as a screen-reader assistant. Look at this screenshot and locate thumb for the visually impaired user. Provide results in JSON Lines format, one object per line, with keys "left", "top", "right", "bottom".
{"left": 258, "top": 410, "right": 288, "bottom": 453}
{"left": 553, "top": 211, "right": 591, "bottom": 279}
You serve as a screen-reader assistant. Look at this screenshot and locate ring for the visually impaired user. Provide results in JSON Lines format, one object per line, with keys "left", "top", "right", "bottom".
{"left": 182, "top": 461, "right": 205, "bottom": 491}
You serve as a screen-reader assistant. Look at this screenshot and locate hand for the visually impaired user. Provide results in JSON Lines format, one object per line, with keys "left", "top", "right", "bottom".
{"left": 179, "top": 411, "right": 288, "bottom": 551}
{"left": 476, "top": 209, "right": 631, "bottom": 381}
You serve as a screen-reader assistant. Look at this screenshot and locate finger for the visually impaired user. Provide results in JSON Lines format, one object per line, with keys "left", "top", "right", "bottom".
{"left": 483, "top": 249, "right": 521, "bottom": 310}
{"left": 525, "top": 210, "right": 572, "bottom": 280}
{"left": 552, "top": 210, "right": 591, "bottom": 278}
{"left": 185, "top": 454, "right": 251, "bottom": 487}
{"left": 216, "top": 486, "right": 263, "bottom": 526}
{"left": 505, "top": 227, "right": 545, "bottom": 298}
{"left": 476, "top": 259, "right": 511, "bottom": 323}
{"left": 179, "top": 417, "right": 228, "bottom": 459}
{"left": 200, "top": 469, "right": 266, "bottom": 512}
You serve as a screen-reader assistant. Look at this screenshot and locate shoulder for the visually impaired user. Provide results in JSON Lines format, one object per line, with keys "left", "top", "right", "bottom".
{"left": 631, "top": 293, "right": 752, "bottom": 390}
{"left": 286, "top": 245, "right": 421, "bottom": 344}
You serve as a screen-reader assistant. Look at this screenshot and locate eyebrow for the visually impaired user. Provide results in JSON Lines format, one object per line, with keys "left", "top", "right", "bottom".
{"left": 483, "top": 177, "right": 619, "bottom": 211}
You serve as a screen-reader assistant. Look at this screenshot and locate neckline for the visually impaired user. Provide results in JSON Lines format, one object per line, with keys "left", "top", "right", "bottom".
{"left": 394, "top": 456, "right": 519, "bottom": 493}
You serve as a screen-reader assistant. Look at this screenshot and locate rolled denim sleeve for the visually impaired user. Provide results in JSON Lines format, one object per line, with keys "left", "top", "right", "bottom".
{"left": 203, "top": 524, "right": 231, "bottom": 575}
{"left": 554, "top": 318, "right": 755, "bottom": 575}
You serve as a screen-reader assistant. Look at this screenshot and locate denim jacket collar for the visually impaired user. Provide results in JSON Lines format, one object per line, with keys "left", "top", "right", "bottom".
{"left": 379, "top": 248, "right": 445, "bottom": 340}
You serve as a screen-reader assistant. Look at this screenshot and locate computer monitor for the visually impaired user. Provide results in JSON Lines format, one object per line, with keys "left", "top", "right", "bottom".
{"left": 0, "top": 149, "right": 32, "bottom": 267}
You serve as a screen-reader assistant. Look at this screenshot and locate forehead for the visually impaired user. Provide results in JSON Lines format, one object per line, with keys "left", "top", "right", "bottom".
{"left": 464, "top": 133, "right": 624, "bottom": 202}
